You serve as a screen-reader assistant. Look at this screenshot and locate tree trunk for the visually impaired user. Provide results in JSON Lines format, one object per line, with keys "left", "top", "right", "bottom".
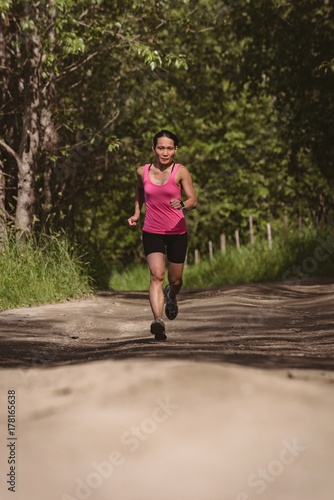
{"left": 0, "top": 160, "right": 7, "bottom": 250}
{"left": 40, "top": 0, "right": 59, "bottom": 231}
{"left": 14, "top": 4, "right": 42, "bottom": 235}
{"left": 0, "top": 18, "right": 8, "bottom": 246}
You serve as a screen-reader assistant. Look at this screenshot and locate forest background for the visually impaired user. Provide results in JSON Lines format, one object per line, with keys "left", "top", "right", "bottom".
{"left": 0, "top": 0, "right": 333, "bottom": 291}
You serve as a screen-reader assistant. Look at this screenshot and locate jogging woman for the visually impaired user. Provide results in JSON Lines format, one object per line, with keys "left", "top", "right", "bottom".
{"left": 127, "top": 130, "right": 197, "bottom": 340}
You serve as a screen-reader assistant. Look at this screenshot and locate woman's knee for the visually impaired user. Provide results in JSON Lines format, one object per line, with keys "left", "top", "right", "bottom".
{"left": 150, "top": 269, "right": 165, "bottom": 283}
{"left": 169, "top": 276, "right": 183, "bottom": 288}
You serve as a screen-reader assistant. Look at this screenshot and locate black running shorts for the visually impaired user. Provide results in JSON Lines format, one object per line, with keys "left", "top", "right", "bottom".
{"left": 142, "top": 231, "right": 188, "bottom": 264}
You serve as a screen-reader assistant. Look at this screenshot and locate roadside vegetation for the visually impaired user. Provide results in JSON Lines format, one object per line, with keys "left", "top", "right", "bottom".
{"left": 109, "top": 228, "right": 334, "bottom": 291}
{"left": 1, "top": 226, "right": 333, "bottom": 310}
{"left": 0, "top": 2, "right": 333, "bottom": 309}
{"left": 0, "top": 232, "right": 92, "bottom": 310}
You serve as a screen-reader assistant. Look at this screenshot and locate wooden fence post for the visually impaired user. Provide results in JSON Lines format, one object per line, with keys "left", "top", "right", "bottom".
{"left": 267, "top": 222, "right": 272, "bottom": 250}
{"left": 298, "top": 216, "right": 303, "bottom": 238}
{"left": 194, "top": 249, "right": 200, "bottom": 265}
{"left": 208, "top": 240, "right": 213, "bottom": 260}
{"left": 235, "top": 229, "right": 240, "bottom": 250}
{"left": 283, "top": 214, "right": 289, "bottom": 240}
{"left": 249, "top": 215, "right": 254, "bottom": 247}
{"left": 220, "top": 233, "right": 226, "bottom": 254}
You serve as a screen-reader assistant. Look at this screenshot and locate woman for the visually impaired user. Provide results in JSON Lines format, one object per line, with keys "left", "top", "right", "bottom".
{"left": 128, "top": 130, "right": 197, "bottom": 340}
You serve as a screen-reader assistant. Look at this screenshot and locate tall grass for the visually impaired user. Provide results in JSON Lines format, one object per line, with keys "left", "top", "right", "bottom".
{"left": 3, "top": 228, "right": 332, "bottom": 310}
{"left": 109, "top": 228, "right": 334, "bottom": 291}
{"left": 109, "top": 264, "right": 150, "bottom": 291}
{"left": 0, "top": 232, "right": 93, "bottom": 310}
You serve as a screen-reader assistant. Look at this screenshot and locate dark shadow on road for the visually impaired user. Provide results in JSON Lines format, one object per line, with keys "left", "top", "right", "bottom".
{"left": 1, "top": 278, "right": 334, "bottom": 370}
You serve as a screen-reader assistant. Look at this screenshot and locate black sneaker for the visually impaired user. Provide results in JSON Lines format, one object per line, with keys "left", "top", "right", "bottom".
{"left": 150, "top": 318, "right": 167, "bottom": 341}
{"left": 164, "top": 285, "right": 179, "bottom": 320}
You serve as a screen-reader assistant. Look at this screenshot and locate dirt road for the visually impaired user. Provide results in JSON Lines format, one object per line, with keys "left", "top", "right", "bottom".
{"left": 0, "top": 278, "right": 334, "bottom": 500}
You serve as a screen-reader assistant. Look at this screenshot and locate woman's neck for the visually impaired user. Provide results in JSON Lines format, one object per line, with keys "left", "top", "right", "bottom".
{"left": 154, "top": 161, "right": 174, "bottom": 171}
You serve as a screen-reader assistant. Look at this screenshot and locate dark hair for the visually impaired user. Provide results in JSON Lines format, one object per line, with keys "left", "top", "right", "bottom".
{"left": 153, "top": 129, "right": 179, "bottom": 148}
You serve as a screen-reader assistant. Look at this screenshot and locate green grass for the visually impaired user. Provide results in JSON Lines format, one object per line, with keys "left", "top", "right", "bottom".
{"left": 109, "top": 229, "right": 334, "bottom": 291}
{"left": 2, "top": 228, "right": 333, "bottom": 310}
{"left": 109, "top": 264, "right": 150, "bottom": 291}
{"left": 0, "top": 232, "right": 93, "bottom": 310}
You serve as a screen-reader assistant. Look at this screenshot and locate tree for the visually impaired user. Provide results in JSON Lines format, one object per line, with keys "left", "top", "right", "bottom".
{"left": 230, "top": 0, "right": 334, "bottom": 217}
{"left": 0, "top": 0, "right": 189, "bottom": 240}
{"left": 2, "top": 0, "right": 333, "bottom": 272}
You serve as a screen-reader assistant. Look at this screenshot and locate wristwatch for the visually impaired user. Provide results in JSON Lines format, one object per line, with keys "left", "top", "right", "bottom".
{"left": 180, "top": 201, "right": 185, "bottom": 210}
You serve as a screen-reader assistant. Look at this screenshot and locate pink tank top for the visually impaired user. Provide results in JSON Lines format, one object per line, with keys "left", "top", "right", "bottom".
{"left": 142, "top": 163, "right": 187, "bottom": 235}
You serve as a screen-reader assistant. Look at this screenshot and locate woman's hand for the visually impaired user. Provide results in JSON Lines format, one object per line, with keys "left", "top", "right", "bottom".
{"left": 127, "top": 214, "right": 140, "bottom": 226}
{"left": 170, "top": 198, "right": 184, "bottom": 210}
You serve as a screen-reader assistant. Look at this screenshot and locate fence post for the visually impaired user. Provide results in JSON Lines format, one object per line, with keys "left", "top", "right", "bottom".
{"left": 208, "top": 240, "right": 213, "bottom": 260}
{"left": 267, "top": 222, "right": 272, "bottom": 250}
{"left": 235, "top": 229, "right": 240, "bottom": 250}
{"left": 249, "top": 215, "right": 254, "bottom": 247}
{"left": 194, "top": 249, "right": 200, "bottom": 265}
{"left": 298, "top": 216, "right": 303, "bottom": 238}
{"left": 283, "top": 214, "right": 288, "bottom": 239}
{"left": 220, "top": 233, "right": 226, "bottom": 254}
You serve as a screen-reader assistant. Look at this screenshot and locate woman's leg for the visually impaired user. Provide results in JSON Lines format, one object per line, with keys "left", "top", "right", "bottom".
{"left": 166, "top": 233, "right": 188, "bottom": 299}
{"left": 146, "top": 252, "right": 166, "bottom": 319}
{"left": 167, "top": 262, "right": 185, "bottom": 299}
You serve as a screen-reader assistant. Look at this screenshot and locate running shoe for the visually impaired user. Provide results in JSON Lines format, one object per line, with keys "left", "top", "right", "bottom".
{"left": 150, "top": 318, "right": 167, "bottom": 341}
{"left": 164, "top": 285, "right": 179, "bottom": 320}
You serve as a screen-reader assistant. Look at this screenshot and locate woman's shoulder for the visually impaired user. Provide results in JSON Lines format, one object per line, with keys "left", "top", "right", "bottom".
{"left": 175, "top": 163, "right": 186, "bottom": 170}
{"left": 136, "top": 164, "right": 148, "bottom": 178}
{"left": 175, "top": 163, "right": 190, "bottom": 176}
{"left": 174, "top": 163, "right": 192, "bottom": 185}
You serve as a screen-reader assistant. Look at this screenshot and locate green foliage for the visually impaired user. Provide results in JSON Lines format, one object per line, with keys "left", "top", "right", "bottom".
{"left": 109, "top": 264, "right": 149, "bottom": 292}
{"left": 0, "top": 0, "right": 12, "bottom": 14}
{"left": 1, "top": 0, "right": 334, "bottom": 280}
{"left": 184, "top": 230, "right": 334, "bottom": 288}
{"left": 230, "top": 0, "right": 334, "bottom": 184}
{"left": 109, "top": 229, "right": 334, "bottom": 292}
{"left": 0, "top": 232, "right": 92, "bottom": 310}
{"left": 132, "top": 43, "right": 163, "bottom": 71}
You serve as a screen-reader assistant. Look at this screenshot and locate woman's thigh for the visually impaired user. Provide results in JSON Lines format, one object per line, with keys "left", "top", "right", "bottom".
{"left": 165, "top": 233, "right": 188, "bottom": 264}
{"left": 146, "top": 252, "right": 166, "bottom": 280}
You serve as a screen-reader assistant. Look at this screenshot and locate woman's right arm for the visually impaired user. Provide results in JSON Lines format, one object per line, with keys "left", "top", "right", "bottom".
{"left": 127, "top": 167, "right": 144, "bottom": 227}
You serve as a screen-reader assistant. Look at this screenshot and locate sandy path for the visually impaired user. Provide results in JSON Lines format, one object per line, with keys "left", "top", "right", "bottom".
{"left": 0, "top": 278, "right": 334, "bottom": 500}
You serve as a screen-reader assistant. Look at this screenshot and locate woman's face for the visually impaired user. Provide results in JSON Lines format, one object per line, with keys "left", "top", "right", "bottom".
{"left": 153, "top": 137, "right": 178, "bottom": 167}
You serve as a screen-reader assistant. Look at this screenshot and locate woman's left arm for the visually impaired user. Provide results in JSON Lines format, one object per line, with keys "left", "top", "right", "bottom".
{"left": 178, "top": 165, "right": 197, "bottom": 211}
